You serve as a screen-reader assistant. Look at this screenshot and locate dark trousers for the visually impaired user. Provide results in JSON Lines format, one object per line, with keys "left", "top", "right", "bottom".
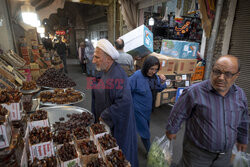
{"left": 60, "top": 54, "right": 68, "bottom": 73}
{"left": 141, "top": 137, "right": 150, "bottom": 153}
{"left": 177, "top": 138, "right": 232, "bottom": 167}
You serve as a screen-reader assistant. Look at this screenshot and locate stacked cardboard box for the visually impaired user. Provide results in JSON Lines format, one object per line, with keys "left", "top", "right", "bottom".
{"left": 121, "top": 25, "right": 153, "bottom": 58}
{"left": 151, "top": 50, "right": 197, "bottom": 107}
{"left": 30, "top": 63, "right": 40, "bottom": 81}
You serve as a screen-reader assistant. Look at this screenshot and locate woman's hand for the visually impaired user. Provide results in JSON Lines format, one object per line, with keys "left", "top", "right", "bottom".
{"left": 159, "top": 74, "right": 166, "bottom": 82}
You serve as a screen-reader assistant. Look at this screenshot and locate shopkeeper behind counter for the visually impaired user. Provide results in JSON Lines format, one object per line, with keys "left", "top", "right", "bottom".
{"left": 166, "top": 55, "right": 249, "bottom": 167}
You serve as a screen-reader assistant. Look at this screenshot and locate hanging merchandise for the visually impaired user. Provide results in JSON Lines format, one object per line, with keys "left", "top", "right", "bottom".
{"left": 162, "top": 6, "right": 169, "bottom": 22}
{"left": 175, "top": 20, "right": 191, "bottom": 36}
{"left": 206, "top": 0, "right": 216, "bottom": 19}
{"left": 175, "top": 7, "right": 183, "bottom": 22}
{"left": 188, "top": 0, "right": 197, "bottom": 14}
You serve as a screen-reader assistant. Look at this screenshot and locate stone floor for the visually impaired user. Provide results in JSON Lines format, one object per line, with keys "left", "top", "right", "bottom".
{"left": 66, "top": 58, "right": 249, "bottom": 167}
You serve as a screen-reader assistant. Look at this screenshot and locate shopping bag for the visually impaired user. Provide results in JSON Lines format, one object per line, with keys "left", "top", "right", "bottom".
{"left": 233, "top": 145, "right": 250, "bottom": 167}
{"left": 147, "top": 135, "right": 172, "bottom": 167}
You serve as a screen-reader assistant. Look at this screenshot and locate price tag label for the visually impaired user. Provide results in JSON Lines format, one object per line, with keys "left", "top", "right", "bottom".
{"left": 182, "top": 75, "right": 187, "bottom": 80}
{"left": 185, "top": 81, "right": 190, "bottom": 87}
{"left": 165, "top": 80, "right": 171, "bottom": 86}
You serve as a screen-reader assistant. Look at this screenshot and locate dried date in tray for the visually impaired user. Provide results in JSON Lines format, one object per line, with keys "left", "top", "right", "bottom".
{"left": 40, "top": 106, "right": 94, "bottom": 129}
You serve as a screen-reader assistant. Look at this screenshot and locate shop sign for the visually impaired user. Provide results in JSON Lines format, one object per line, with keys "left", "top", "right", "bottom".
{"left": 56, "top": 30, "right": 66, "bottom": 35}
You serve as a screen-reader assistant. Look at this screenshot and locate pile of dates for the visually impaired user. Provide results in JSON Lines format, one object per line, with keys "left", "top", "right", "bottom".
{"left": 78, "top": 140, "right": 98, "bottom": 155}
{"left": 0, "top": 105, "right": 8, "bottom": 124}
{"left": 29, "top": 127, "right": 51, "bottom": 145}
{"left": 98, "top": 134, "right": 118, "bottom": 150}
{"left": 106, "top": 149, "right": 129, "bottom": 166}
{"left": 30, "top": 110, "right": 47, "bottom": 121}
{"left": 53, "top": 112, "right": 94, "bottom": 132}
{"left": 91, "top": 123, "right": 106, "bottom": 135}
{"left": 0, "top": 89, "right": 22, "bottom": 103}
{"left": 36, "top": 68, "right": 76, "bottom": 88}
{"left": 28, "top": 156, "right": 57, "bottom": 167}
{"left": 52, "top": 130, "right": 72, "bottom": 144}
{"left": 21, "top": 80, "right": 37, "bottom": 90}
{"left": 58, "top": 143, "right": 78, "bottom": 162}
{"left": 22, "top": 95, "right": 32, "bottom": 112}
{"left": 73, "top": 127, "right": 89, "bottom": 140}
{"left": 40, "top": 88, "right": 82, "bottom": 104}
{"left": 0, "top": 104, "right": 8, "bottom": 115}
{"left": 87, "top": 158, "right": 107, "bottom": 167}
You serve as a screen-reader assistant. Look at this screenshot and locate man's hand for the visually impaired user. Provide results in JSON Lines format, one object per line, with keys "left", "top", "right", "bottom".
{"left": 159, "top": 74, "right": 166, "bottom": 82}
{"left": 236, "top": 143, "right": 247, "bottom": 152}
{"left": 165, "top": 131, "right": 176, "bottom": 140}
{"left": 99, "top": 117, "right": 104, "bottom": 123}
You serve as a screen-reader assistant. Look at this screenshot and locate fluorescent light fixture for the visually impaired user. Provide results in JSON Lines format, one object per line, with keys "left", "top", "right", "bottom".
{"left": 37, "top": 26, "right": 45, "bottom": 34}
{"left": 149, "top": 17, "right": 154, "bottom": 26}
{"left": 72, "top": 0, "right": 80, "bottom": 2}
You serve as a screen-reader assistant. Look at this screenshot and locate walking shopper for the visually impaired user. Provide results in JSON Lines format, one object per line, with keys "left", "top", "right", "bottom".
{"left": 84, "top": 41, "right": 95, "bottom": 76}
{"left": 78, "top": 41, "right": 86, "bottom": 73}
{"left": 91, "top": 39, "right": 138, "bottom": 167}
{"left": 129, "top": 56, "right": 167, "bottom": 154}
{"left": 54, "top": 37, "right": 68, "bottom": 73}
{"left": 166, "top": 55, "right": 249, "bottom": 167}
{"left": 114, "top": 38, "right": 134, "bottom": 76}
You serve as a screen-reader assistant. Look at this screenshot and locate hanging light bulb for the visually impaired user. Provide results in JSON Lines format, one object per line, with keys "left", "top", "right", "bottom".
{"left": 149, "top": 17, "right": 154, "bottom": 26}
{"left": 21, "top": 1, "right": 40, "bottom": 27}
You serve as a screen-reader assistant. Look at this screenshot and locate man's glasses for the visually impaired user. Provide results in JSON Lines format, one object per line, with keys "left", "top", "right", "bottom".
{"left": 212, "top": 69, "right": 238, "bottom": 78}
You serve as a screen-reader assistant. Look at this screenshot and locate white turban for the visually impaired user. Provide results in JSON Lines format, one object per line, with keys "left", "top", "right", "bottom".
{"left": 96, "top": 39, "right": 119, "bottom": 60}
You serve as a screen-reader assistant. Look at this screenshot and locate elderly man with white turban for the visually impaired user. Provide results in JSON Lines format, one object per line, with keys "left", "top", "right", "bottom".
{"left": 91, "top": 39, "right": 138, "bottom": 167}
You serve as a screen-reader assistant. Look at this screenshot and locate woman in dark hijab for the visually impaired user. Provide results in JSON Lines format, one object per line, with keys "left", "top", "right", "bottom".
{"left": 129, "top": 56, "right": 167, "bottom": 154}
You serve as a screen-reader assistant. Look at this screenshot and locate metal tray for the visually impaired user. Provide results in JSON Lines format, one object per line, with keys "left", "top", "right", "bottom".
{"left": 38, "top": 89, "right": 85, "bottom": 106}
{"left": 20, "top": 86, "right": 41, "bottom": 94}
{"left": 39, "top": 85, "right": 75, "bottom": 90}
{"left": 39, "top": 106, "right": 94, "bottom": 125}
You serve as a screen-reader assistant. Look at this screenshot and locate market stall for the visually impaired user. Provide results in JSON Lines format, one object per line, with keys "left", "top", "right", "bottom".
{"left": 0, "top": 78, "right": 131, "bottom": 166}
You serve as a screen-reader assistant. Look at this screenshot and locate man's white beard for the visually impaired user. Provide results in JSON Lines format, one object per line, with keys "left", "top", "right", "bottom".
{"left": 96, "top": 67, "right": 101, "bottom": 71}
